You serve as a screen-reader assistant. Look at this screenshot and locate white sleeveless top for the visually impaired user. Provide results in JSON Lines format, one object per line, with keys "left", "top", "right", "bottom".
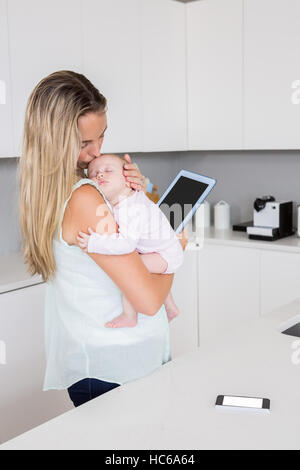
{"left": 43, "top": 178, "right": 171, "bottom": 391}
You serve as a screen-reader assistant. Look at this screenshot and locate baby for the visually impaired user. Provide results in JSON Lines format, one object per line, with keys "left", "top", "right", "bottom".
{"left": 77, "top": 154, "right": 184, "bottom": 328}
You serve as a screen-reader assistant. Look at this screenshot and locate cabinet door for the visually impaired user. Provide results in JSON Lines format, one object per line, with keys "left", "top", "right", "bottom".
{"left": 0, "top": 0, "right": 13, "bottom": 157}
{"left": 7, "top": 0, "right": 82, "bottom": 157}
{"left": 82, "top": 0, "right": 142, "bottom": 154}
{"left": 0, "top": 284, "right": 72, "bottom": 444}
{"left": 187, "top": 0, "right": 243, "bottom": 150}
{"left": 244, "top": 0, "right": 300, "bottom": 149}
{"left": 141, "top": 0, "right": 187, "bottom": 152}
{"left": 261, "top": 251, "right": 300, "bottom": 315}
{"left": 198, "top": 245, "right": 260, "bottom": 344}
{"left": 169, "top": 250, "right": 198, "bottom": 358}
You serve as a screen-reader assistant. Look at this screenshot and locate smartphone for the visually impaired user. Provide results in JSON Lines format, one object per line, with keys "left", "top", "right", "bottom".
{"left": 216, "top": 395, "right": 270, "bottom": 413}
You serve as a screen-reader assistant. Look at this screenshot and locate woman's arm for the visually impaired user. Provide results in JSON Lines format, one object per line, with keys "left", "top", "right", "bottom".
{"left": 66, "top": 184, "right": 174, "bottom": 316}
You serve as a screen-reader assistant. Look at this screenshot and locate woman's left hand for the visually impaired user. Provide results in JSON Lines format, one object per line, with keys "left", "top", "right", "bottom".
{"left": 123, "top": 154, "right": 147, "bottom": 192}
{"left": 177, "top": 228, "right": 189, "bottom": 251}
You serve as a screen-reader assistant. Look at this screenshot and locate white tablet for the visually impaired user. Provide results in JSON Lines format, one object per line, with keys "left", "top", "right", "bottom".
{"left": 157, "top": 169, "right": 216, "bottom": 234}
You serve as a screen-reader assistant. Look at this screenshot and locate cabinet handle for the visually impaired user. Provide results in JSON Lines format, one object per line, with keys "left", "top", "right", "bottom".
{"left": 0, "top": 80, "right": 6, "bottom": 105}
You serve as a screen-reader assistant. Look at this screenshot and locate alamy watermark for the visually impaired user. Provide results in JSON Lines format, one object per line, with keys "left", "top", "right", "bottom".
{"left": 291, "top": 80, "right": 300, "bottom": 104}
{"left": 0, "top": 340, "right": 6, "bottom": 365}
{"left": 90, "top": 201, "right": 205, "bottom": 250}
{"left": 291, "top": 340, "right": 300, "bottom": 365}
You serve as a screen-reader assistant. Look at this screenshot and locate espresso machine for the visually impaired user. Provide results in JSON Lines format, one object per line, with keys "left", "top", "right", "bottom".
{"left": 246, "top": 196, "right": 295, "bottom": 241}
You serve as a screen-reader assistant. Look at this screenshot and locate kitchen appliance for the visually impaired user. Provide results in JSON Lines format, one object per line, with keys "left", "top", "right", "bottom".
{"left": 232, "top": 221, "right": 253, "bottom": 232}
{"left": 214, "top": 200, "right": 230, "bottom": 230}
{"left": 246, "top": 196, "right": 294, "bottom": 241}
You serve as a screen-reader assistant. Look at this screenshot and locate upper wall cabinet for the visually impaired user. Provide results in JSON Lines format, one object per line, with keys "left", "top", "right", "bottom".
{"left": 4, "top": 0, "right": 300, "bottom": 157}
{"left": 82, "top": 0, "right": 143, "bottom": 154}
{"left": 0, "top": 0, "right": 14, "bottom": 157}
{"left": 7, "top": 0, "right": 83, "bottom": 156}
{"left": 141, "top": 0, "right": 187, "bottom": 152}
{"left": 187, "top": 0, "right": 243, "bottom": 150}
{"left": 244, "top": 0, "right": 300, "bottom": 149}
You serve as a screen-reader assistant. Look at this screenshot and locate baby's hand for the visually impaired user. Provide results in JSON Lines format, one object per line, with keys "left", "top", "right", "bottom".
{"left": 76, "top": 227, "right": 95, "bottom": 253}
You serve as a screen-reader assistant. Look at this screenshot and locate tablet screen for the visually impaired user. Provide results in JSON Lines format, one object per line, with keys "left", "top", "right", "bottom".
{"left": 158, "top": 176, "right": 209, "bottom": 231}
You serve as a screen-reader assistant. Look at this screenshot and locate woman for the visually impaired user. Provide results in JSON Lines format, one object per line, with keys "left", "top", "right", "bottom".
{"left": 18, "top": 70, "right": 187, "bottom": 408}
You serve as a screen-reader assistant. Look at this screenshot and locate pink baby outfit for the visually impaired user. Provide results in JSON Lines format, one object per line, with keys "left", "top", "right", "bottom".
{"left": 87, "top": 190, "right": 184, "bottom": 274}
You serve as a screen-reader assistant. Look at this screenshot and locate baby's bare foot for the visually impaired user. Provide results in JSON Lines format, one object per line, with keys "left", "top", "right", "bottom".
{"left": 105, "top": 313, "right": 138, "bottom": 328}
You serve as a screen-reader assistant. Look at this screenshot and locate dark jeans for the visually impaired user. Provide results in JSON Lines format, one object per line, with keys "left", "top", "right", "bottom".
{"left": 67, "top": 378, "right": 120, "bottom": 407}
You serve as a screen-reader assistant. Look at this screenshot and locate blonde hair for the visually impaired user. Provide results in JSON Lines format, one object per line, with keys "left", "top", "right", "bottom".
{"left": 18, "top": 70, "right": 107, "bottom": 282}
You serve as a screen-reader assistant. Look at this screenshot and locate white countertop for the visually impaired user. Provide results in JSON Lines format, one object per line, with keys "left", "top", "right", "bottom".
{"left": 188, "top": 226, "right": 300, "bottom": 254}
{"left": 0, "top": 252, "right": 44, "bottom": 294}
{"left": 1, "top": 299, "right": 300, "bottom": 450}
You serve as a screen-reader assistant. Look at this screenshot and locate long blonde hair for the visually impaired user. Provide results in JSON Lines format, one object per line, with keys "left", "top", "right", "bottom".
{"left": 18, "top": 70, "right": 107, "bottom": 282}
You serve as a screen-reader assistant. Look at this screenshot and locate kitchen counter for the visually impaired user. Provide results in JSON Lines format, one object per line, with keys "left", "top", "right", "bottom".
{"left": 1, "top": 298, "right": 300, "bottom": 450}
{"left": 0, "top": 252, "right": 44, "bottom": 294}
{"left": 188, "top": 226, "right": 300, "bottom": 254}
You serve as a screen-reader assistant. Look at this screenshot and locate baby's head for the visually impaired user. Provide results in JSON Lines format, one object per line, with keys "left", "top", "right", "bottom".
{"left": 87, "top": 154, "right": 127, "bottom": 201}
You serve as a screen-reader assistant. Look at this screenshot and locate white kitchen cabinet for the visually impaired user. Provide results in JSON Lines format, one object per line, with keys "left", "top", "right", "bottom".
{"left": 244, "top": 0, "right": 300, "bottom": 149}
{"left": 0, "top": 0, "right": 14, "bottom": 157}
{"left": 261, "top": 251, "right": 300, "bottom": 315}
{"left": 187, "top": 0, "right": 243, "bottom": 150}
{"left": 7, "top": 0, "right": 83, "bottom": 157}
{"left": 0, "top": 283, "right": 72, "bottom": 445}
{"left": 82, "top": 0, "right": 142, "bottom": 154}
{"left": 169, "top": 249, "right": 199, "bottom": 358}
{"left": 141, "top": 0, "right": 187, "bottom": 152}
{"left": 198, "top": 245, "right": 260, "bottom": 344}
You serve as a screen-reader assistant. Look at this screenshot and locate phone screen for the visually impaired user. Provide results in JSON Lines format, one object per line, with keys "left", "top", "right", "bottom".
{"left": 223, "top": 396, "right": 263, "bottom": 409}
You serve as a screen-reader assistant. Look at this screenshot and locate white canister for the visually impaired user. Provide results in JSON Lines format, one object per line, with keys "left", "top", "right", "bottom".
{"left": 214, "top": 201, "right": 231, "bottom": 230}
{"left": 194, "top": 201, "right": 211, "bottom": 230}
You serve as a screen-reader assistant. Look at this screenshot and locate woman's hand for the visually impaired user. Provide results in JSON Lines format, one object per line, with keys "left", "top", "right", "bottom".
{"left": 177, "top": 228, "right": 189, "bottom": 251}
{"left": 123, "top": 154, "right": 147, "bottom": 193}
{"left": 76, "top": 227, "right": 95, "bottom": 253}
